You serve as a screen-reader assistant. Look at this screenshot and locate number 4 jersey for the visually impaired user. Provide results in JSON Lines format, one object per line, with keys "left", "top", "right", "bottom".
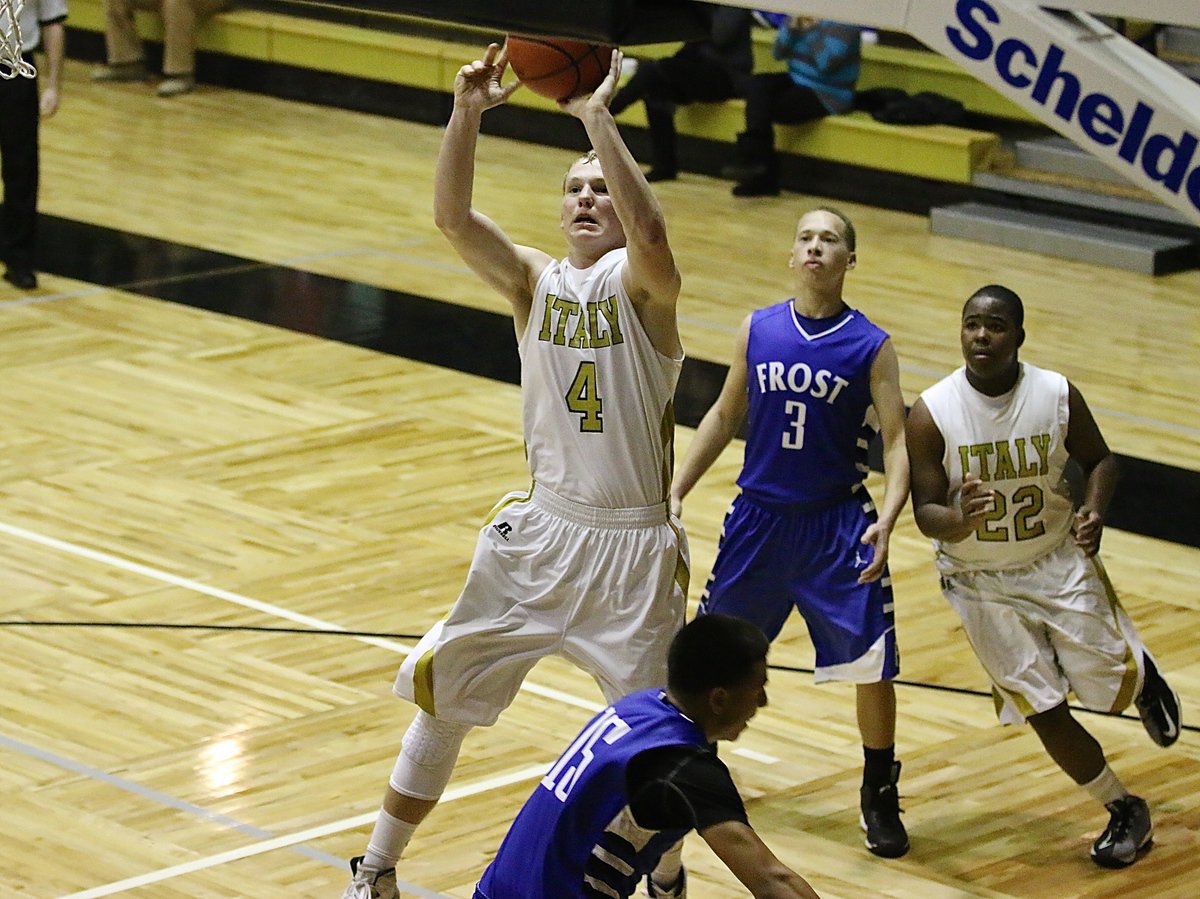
{"left": 521, "top": 248, "right": 683, "bottom": 509}
{"left": 920, "top": 362, "right": 1075, "bottom": 572}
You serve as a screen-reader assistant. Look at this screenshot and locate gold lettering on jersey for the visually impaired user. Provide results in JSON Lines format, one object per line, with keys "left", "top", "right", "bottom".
{"left": 1030, "top": 434, "right": 1052, "bottom": 474}
{"left": 597, "top": 295, "right": 624, "bottom": 346}
{"left": 536, "top": 293, "right": 625, "bottom": 348}
{"left": 1013, "top": 437, "right": 1039, "bottom": 477}
{"left": 992, "top": 441, "right": 1018, "bottom": 481}
{"left": 959, "top": 434, "right": 1052, "bottom": 481}
{"left": 967, "top": 443, "right": 996, "bottom": 481}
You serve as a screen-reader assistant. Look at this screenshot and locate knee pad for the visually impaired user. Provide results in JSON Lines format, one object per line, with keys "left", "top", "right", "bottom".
{"left": 389, "top": 711, "right": 470, "bottom": 801}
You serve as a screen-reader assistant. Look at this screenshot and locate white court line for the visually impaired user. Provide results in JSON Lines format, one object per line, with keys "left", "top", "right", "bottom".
{"left": 60, "top": 763, "right": 552, "bottom": 899}
{"left": 0, "top": 519, "right": 776, "bottom": 748}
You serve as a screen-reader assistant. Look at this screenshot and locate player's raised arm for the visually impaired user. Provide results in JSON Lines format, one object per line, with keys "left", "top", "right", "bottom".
{"left": 561, "top": 49, "right": 682, "bottom": 356}
{"left": 433, "top": 43, "right": 550, "bottom": 323}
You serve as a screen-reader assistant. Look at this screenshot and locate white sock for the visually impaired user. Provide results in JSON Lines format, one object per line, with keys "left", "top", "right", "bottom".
{"left": 363, "top": 807, "right": 417, "bottom": 870}
{"left": 1082, "top": 765, "right": 1128, "bottom": 806}
{"left": 651, "top": 840, "right": 685, "bottom": 889}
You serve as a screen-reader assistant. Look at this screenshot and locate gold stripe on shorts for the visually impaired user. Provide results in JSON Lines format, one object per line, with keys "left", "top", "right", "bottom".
{"left": 412, "top": 646, "right": 438, "bottom": 717}
{"left": 1091, "top": 555, "right": 1140, "bottom": 713}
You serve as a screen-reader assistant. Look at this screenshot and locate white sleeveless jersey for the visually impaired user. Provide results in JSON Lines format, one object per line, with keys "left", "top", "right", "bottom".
{"left": 920, "top": 362, "right": 1075, "bottom": 572}
{"left": 519, "top": 247, "right": 683, "bottom": 509}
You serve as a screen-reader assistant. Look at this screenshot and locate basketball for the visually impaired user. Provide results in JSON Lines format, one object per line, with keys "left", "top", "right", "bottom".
{"left": 505, "top": 34, "right": 616, "bottom": 102}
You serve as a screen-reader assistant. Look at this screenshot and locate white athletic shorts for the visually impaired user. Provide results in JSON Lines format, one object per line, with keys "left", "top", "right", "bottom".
{"left": 940, "top": 539, "right": 1145, "bottom": 725}
{"left": 395, "top": 483, "right": 690, "bottom": 727}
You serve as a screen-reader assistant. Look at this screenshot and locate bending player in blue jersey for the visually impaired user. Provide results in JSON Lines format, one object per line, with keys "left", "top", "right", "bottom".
{"left": 475, "top": 614, "right": 823, "bottom": 899}
{"left": 906, "top": 284, "right": 1181, "bottom": 868}
{"left": 671, "top": 207, "right": 911, "bottom": 858}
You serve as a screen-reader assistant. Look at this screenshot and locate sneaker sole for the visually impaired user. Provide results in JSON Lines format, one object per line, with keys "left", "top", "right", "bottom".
{"left": 1138, "top": 684, "right": 1182, "bottom": 747}
{"left": 859, "top": 812, "right": 911, "bottom": 858}
{"left": 1091, "top": 836, "right": 1153, "bottom": 869}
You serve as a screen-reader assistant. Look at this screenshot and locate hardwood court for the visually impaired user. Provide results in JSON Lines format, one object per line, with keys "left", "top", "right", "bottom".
{"left": 0, "top": 61, "right": 1196, "bottom": 897}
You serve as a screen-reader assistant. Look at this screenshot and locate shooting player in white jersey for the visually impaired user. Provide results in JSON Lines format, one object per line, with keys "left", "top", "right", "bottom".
{"left": 342, "top": 42, "right": 691, "bottom": 899}
{"left": 906, "top": 284, "right": 1182, "bottom": 869}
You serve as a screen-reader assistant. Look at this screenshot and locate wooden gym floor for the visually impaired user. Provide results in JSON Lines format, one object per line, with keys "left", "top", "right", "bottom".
{"left": 0, "top": 61, "right": 1197, "bottom": 898}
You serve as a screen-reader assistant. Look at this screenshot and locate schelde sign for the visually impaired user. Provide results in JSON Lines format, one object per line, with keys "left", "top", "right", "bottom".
{"left": 910, "top": 0, "right": 1200, "bottom": 222}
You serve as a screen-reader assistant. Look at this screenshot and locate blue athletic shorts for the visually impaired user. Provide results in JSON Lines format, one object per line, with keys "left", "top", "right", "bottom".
{"left": 698, "top": 492, "right": 899, "bottom": 682}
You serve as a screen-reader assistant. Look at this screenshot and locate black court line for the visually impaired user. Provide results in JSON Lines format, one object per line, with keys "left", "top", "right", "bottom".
{"left": 1, "top": 620, "right": 1194, "bottom": 736}
{"left": 30, "top": 213, "right": 1200, "bottom": 548}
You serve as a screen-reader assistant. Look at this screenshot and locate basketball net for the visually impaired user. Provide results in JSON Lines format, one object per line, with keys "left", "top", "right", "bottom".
{"left": 1, "top": 0, "right": 37, "bottom": 79}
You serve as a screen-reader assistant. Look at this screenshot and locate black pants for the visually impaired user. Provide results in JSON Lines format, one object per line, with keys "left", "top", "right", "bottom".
{"left": 610, "top": 46, "right": 748, "bottom": 173}
{"left": 0, "top": 57, "right": 40, "bottom": 271}
{"left": 743, "top": 72, "right": 829, "bottom": 134}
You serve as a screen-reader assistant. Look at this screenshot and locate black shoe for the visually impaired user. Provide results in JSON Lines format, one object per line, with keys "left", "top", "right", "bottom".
{"left": 645, "top": 167, "right": 677, "bottom": 182}
{"left": 731, "top": 172, "right": 780, "bottom": 197}
{"left": 721, "top": 161, "right": 766, "bottom": 181}
{"left": 860, "top": 760, "right": 909, "bottom": 858}
{"left": 3, "top": 267, "right": 36, "bottom": 289}
{"left": 1135, "top": 655, "right": 1181, "bottom": 747}
{"left": 1091, "top": 795, "right": 1152, "bottom": 868}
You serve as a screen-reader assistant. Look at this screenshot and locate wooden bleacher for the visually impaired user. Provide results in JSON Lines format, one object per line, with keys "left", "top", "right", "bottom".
{"left": 65, "top": 0, "right": 1009, "bottom": 185}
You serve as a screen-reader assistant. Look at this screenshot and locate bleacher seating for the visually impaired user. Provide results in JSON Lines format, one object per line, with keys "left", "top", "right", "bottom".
{"left": 66, "top": 0, "right": 1005, "bottom": 185}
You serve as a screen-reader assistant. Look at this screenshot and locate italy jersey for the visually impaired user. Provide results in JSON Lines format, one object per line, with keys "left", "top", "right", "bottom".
{"left": 739, "top": 300, "right": 888, "bottom": 506}
{"left": 920, "top": 362, "right": 1075, "bottom": 572}
{"left": 475, "top": 690, "right": 706, "bottom": 899}
{"left": 521, "top": 248, "right": 683, "bottom": 509}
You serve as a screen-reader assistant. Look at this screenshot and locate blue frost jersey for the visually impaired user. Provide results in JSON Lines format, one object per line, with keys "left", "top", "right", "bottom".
{"left": 475, "top": 690, "right": 706, "bottom": 899}
{"left": 739, "top": 301, "right": 888, "bottom": 506}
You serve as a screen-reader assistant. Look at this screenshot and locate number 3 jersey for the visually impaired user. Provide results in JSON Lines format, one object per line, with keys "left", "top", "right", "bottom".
{"left": 740, "top": 300, "right": 887, "bottom": 506}
{"left": 920, "top": 362, "right": 1075, "bottom": 572}
{"left": 521, "top": 248, "right": 683, "bottom": 509}
{"left": 475, "top": 689, "right": 709, "bottom": 899}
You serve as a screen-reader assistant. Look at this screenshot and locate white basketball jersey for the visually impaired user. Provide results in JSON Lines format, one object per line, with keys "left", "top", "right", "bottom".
{"left": 519, "top": 248, "right": 683, "bottom": 509}
{"left": 920, "top": 362, "right": 1074, "bottom": 572}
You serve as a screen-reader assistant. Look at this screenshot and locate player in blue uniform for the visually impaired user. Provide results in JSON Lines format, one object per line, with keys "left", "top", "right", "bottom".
{"left": 475, "top": 614, "right": 823, "bottom": 899}
{"left": 671, "top": 208, "right": 911, "bottom": 858}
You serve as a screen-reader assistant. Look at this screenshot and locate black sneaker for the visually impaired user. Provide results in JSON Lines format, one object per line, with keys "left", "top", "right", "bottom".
{"left": 1135, "top": 656, "right": 1182, "bottom": 747}
{"left": 860, "top": 760, "right": 910, "bottom": 858}
{"left": 3, "top": 266, "right": 36, "bottom": 290}
{"left": 645, "top": 867, "right": 686, "bottom": 897}
{"left": 1091, "top": 795, "right": 1152, "bottom": 868}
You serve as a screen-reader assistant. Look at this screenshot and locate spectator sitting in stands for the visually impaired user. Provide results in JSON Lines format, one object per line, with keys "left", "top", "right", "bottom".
{"left": 90, "top": 0, "right": 234, "bottom": 97}
{"left": 608, "top": 6, "right": 754, "bottom": 182}
{"left": 724, "top": 17, "right": 861, "bottom": 197}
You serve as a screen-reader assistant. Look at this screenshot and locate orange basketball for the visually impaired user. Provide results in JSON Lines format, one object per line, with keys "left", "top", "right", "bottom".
{"left": 505, "top": 34, "right": 616, "bottom": 102}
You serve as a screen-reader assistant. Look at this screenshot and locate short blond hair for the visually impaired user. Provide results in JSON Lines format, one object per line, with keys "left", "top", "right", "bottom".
{"left": 562, "top": 150, "right": 600, "bottom": 191}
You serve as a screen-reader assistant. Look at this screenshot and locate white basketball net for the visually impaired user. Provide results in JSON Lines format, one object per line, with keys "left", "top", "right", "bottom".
{"left": 1, "top": 0, "right": 37, "bottom": 79}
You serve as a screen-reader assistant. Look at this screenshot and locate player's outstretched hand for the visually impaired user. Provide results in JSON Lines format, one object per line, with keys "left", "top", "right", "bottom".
{"left": 1073, "top": 505, "right": 1104, "bottom": 556}
{"left": 560, "top": 48, "right": 623, "bottom": 117}
{"left": 454, "top": 43, "right": 521, "bottom": 113}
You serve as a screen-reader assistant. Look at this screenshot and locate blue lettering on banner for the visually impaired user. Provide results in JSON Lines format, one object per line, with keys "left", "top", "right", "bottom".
{"left": 945, "top": 0, "right": 1200, "bottom": 214}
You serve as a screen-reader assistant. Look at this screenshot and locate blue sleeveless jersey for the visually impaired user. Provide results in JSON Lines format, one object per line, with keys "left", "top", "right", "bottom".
{"left": 739, "top": 300, "right": 888, "bottom": 506}
{"left": 476, "top": 690, "right": 706, "bottom": 899}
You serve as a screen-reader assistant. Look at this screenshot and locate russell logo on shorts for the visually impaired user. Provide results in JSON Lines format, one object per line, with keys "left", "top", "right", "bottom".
{"left": 493, "top": 521, "right": 513, "bottom": 541}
